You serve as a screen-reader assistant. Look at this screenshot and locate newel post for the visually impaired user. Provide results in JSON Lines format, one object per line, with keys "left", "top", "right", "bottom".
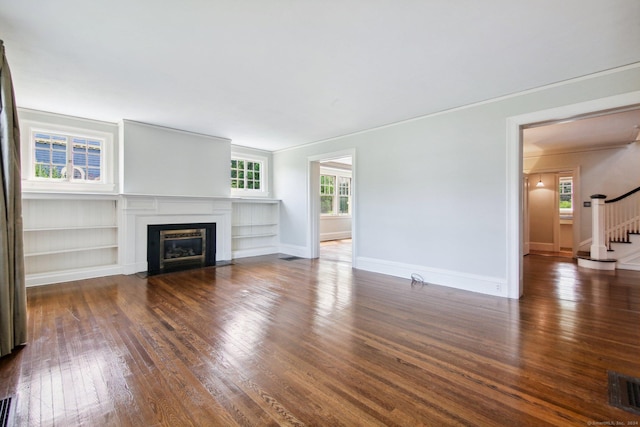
{"left": 590, "top": 194, "right": 608, "bottom": 259}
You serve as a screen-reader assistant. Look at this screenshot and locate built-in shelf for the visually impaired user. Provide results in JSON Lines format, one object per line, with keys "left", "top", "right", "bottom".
{"left": 232, "top": 233, "right": 277, "bottom": 239}
{"left": 231, "top": 199, "right": 279, "bottom": 258}
{"left": 25, "top": 245, "right": 119, "bottom": 257}
{"left": 22, "top": 196, "right": 119, "bottom": 284}
{"left": 24, "top": 225, "right": 118, "bottom": 232}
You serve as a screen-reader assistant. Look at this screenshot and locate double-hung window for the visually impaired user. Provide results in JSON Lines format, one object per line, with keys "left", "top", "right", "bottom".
{"left": 320, "top": 174, "right": 351, "bottom": 215}
{"left": 559, "top": 177, "right": 573, "bottom": 216}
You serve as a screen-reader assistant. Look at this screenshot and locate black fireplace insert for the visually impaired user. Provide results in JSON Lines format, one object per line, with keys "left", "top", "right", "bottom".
{"left": 147, "top": 223, "right": 216, "bottom": 275}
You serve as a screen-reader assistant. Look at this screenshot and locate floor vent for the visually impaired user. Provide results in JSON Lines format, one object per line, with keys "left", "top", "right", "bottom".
{"left": 280, "top": 256, "right": 302, "bottom": 261}
{"left": 0, "top": 396, "right": 14, "bottom": 427}
{"left": 608, "top": 371, "right": 640, "bottom": 415}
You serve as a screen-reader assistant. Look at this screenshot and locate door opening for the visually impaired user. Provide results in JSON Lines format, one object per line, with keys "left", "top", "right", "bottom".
{"left": 308, "top": 150, "right": 356, "bottom": 265}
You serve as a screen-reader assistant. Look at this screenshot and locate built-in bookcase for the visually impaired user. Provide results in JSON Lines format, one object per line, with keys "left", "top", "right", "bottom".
{"left": 22, "top": 194, "right": 119, "bottom": 285}
{"left": 231, "top": 199, "right": 279, "bottom": 258}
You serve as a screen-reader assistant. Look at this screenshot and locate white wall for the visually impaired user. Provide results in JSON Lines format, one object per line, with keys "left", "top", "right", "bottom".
{"left": 274, "top": 65, "right": 640, "bottom": 297}
{"left": 320, "top": 216, "right": 352, "bottom": 241}
{"left": 120, "top": 120, "right": 230, "bottom": 197}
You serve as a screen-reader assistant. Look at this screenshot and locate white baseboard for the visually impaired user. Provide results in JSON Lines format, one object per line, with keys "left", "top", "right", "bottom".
{"left": 26, "top": 264, "right": 123, "bottom": 287}
{"left": 320, "top": 231, "right": 352, "bottom": 242}
{"left": 617, "top": 262, "right": 640, "bottom": 271}
{"left": 529, "top": 242, "right": 555, "bottom": 251}
{"left": 278, "top": 243, "right": 310, "bottom": 258}
{"left": 355, "top": 256, "right": 508, "bottom": 298}
{"left": 617, "top": 251, "right": 640, "bottom": 271}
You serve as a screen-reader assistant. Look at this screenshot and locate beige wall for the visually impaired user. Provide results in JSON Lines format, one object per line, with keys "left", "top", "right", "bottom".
{"left": 528, "top": 173, "right": 556, "bottom": 250}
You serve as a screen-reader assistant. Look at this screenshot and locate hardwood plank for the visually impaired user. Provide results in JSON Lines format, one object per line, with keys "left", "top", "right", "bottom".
{"left": 1, "top": 250, "right": 639, "bottom": 426}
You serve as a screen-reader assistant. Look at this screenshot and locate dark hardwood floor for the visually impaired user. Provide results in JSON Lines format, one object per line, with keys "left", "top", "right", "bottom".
{"left": 1, "top": 252, "right": 639, "bottom": 426}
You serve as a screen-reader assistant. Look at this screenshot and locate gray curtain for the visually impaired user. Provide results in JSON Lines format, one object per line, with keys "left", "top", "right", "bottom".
{"left": 0, "top": 40, "right": 27, "bottom": 357}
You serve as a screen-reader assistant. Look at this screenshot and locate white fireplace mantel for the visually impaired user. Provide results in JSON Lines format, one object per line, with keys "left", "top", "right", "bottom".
{"left": 120, "top": 194, "right": 233, "bottom": 275}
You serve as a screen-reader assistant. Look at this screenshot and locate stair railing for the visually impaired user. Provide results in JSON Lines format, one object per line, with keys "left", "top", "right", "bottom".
{"left": 589, "top": 186, "right": 640, "bottom": 260}
{"left": 605, "top": 186, "right": 640, "bottom": 247}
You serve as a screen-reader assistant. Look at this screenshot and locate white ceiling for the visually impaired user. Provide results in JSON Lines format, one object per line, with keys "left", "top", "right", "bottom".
{"left": 523, "top": 108, "right": 640, "bottom": 157}
{"left": 1, "top": 1, "right": 639, "bottom": 151}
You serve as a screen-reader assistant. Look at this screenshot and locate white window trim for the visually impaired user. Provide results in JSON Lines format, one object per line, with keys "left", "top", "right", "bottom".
{"left": 230, "top": 152, "right": 269, "bottom": 197}
{"left": 559, "top": 176, "right": 573, "bottom": 216}
{"left": 21, "top": 119, "right": 116, "bottom": 193}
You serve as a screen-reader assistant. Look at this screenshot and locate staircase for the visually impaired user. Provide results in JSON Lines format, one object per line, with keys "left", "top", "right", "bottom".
{"left": 577, "top": 186, "right": 640, "bottom": 271}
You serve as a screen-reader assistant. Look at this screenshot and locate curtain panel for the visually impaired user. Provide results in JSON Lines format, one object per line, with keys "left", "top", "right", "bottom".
{"left": 0, "top": 40, "right": 27, "bottom": 357}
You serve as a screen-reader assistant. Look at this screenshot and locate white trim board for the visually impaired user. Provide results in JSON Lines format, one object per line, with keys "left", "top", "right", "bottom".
{"left": 506, "top": 90, "right": 640, "bottom": 299}
{"left": 356, "top": 256, "right": 507, "bottom": 298}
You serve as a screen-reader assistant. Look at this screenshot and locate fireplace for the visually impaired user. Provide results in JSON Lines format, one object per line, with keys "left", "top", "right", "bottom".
{"left": 147, "top": 223, "right": 216, "bottom": 275}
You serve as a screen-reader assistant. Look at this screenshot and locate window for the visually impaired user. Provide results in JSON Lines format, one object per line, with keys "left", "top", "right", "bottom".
{"left": 320, "top": 175, "right": 335, "bottom": 214}
{"left": 231, "top": 157, "right": 264, "bottom": 192}
{"left": 320, "top": 174, "right": 351, "bottom": 215}
{"left": 559, "top": 177, "right": 573, "bottom": 214}
{"left": 338, "top": 176, "right": 351, "bottom": 214}
{"left": 33, "top": 132, "right": 103, "bottom": 181}
{"left": 21, "top": 118, "right": 115, "bottom": 193}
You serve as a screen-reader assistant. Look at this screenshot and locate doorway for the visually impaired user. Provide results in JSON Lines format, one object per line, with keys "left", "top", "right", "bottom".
{"left": 507, "top": 91, "right": 640, "bottom": 298}
{"left": 524, "top": 170, "right": 577, "bottom": 258}
{"left": 308, "top": 150, "right": 356, "bottom": 265}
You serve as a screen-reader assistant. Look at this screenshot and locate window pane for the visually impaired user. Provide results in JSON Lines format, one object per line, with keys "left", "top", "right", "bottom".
{"left": 88, "top": 168, "right": 101, "bottom": 180}
{"left": 31, "top": 131, "right": 103, "bottom": 182}
{"left": 559, "top": 177, "right": 573, "bottom": 211}
{"left": 231, "top": 157, "right": 264, "bottom": 191}
{"left": 35, "top": 164, "right": 50, "bottom": 178}
{"left": 321, "top": 196, "right": 334, "bottom": 214}
{"left": 88, "top": 154, "right": 100, "bottom": 167}
{"left": 35, "top": 149, "right": 50, "bottom": 163}
{"left": 52, "top": 151, "right": 66, "bottom": 165}
{"left": 339, "top": 196, "right": 349, "bottom": 214}
{"left": 73, "top": 167, "right": 85, "bottom": 180}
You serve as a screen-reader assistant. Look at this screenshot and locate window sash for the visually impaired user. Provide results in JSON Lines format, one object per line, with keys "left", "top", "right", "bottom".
{"left": 559, "top": 178, "right": 573, "bottom": 212}
{"left": 33, "top": 131, "right": 103, "bottom": 182}
{"left": 231, "top": 158, "right": 263, "bottom": 191}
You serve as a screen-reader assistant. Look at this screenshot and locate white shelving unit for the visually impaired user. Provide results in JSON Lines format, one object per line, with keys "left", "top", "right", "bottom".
{"left": 22, "top": 193, "right": 120, "bottom": 285}
{"left": 231, "top": 199, "right": 279, "bottom": 258}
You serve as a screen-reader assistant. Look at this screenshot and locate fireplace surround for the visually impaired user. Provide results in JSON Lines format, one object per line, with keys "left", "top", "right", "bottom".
{"left": 147, "top": 223, "right": 216, "bottom": 275}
